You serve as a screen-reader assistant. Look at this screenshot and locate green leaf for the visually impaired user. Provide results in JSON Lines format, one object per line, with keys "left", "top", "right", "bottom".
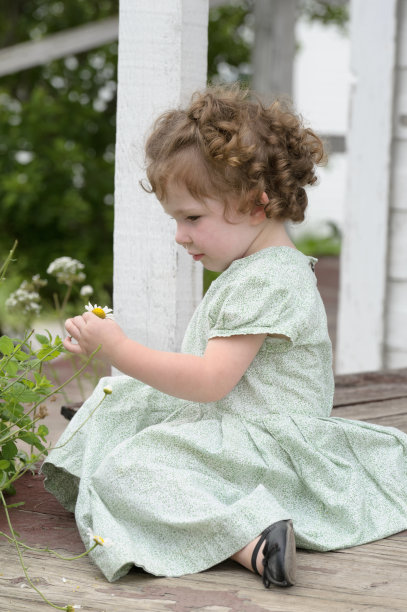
{"left": 1, "top": 440, "right": 18, "bottom": 460}
{"left": 35, "top": 333, "right": 48, "bottom": 345}
{"left": 13, "top": 388, "right": 39, "bottom": 403}
{"left": 5, "top": 501, "right": 25, "bottom": 509}
{"left": 33, "top": 372, "right": 53, "bottom": 390}
{"left": 0, "top": 459, "right": 10, "bottom": 470}
{"left": 0, "top": 336, "right": 14, "bottom": 356}
{"left": 0, "top": 470, "right": 7, "bottom": 488}
{"left": 3, "top": 359, "right": 18, "bottom": 377}
{"left": 37, "top": 424, "right": 49, "bottom": 441}
{"left": 17, "top": 449, "right": 29, "bottom": 463}
{"left": 37, "top": 347, "right": 60, "bottom": 362}
{"left": 18, "top": 432, "right": 45, "bottom": 451}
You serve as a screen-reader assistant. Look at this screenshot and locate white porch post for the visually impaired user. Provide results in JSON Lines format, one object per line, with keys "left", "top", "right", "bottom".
{"left": 252, "top": 0, "right": 297, "bottom": 99}
{"left": 113, "top": 0, "right": 208, "bottom": 354}
{"left": 385, "top": 0, "right": 407, "bottom": 368}
{"left": 336, "top": 0, "right": 399, "bottom": 373}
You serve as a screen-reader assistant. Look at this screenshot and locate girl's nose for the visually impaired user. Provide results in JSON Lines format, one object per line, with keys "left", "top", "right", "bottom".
{"left": 175, "top": 223, "right": 190, "bottom": 246}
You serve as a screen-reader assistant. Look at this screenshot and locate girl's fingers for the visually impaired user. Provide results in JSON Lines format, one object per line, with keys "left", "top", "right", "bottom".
{"left": 63, "top": 335, "right": 84, "bottom": 354}
{"left": 65, "top": 316, "right": 84, "bottom": 338}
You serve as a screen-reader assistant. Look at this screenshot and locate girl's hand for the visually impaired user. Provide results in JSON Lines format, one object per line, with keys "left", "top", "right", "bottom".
{"left": 63, "top": 312, "right": 128, "bottom": 360}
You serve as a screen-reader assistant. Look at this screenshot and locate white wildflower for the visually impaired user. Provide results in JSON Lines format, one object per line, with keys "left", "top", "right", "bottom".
{"left": 5, "top": 287, "right": 42, "bottom": 316}
{"left": 86, "top": 527, "right": 114, "bottom": 548}
{"left": 32, "top": 274, "right": 48, "bottom": 288}
{"left": 47, "top": 256, "right": 86, "bottom": 285}
{"left": 84, "top": 302, "right": 114, "bottom": 320}
{"left": 80, "top": 284, "right": 93, "bottom": 297}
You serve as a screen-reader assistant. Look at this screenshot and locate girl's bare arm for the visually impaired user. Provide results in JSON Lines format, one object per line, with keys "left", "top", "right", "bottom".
{"left": 64, "top": 313, "right": 266, "bottom": 402}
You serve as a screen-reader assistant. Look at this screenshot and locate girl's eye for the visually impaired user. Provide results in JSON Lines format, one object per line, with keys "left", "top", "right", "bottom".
{"left": 187, "top": 216, "right": 200, "bottom": 221}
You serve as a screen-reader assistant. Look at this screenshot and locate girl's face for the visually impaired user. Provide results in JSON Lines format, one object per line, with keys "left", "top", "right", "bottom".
{"left": 162, "top": 182, "right": 264, "bottom": 272}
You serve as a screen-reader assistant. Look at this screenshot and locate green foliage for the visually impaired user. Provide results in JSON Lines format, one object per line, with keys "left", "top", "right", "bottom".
{"left": 0, "top": 0, "right": 348, "bottom": 315}
{"left": 0, "top": 1, "right": 118, "bottom": 306}
{"left": 300, "top": 0, "right": 349, "bottom": 32}
{"left": 0, "top": 330, "right": 63, "bottom": 495}
{"left": 208, "top": 1, "right": 349, "bottom": 84}
{"left": 294, "top": 222, "right": 342, "bottom": 256}
{"left": 208, "top": 1, "right": 253, "bottom": 83}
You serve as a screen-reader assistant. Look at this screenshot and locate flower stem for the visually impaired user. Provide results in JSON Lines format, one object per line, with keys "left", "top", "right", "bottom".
{"left": 51, "top": 389, "right": 107, "bottom": 451}
{"left": 0, "top": 530, "right": 98, "bottom": 560}
{"left": 0, "top": 240, "right": 18, "bottom": 282}
{"left": 1, "top": 346, "right": 101, "bottom": 437}
{"left": 0, "top": 491, "right": 70, "bottom": 610}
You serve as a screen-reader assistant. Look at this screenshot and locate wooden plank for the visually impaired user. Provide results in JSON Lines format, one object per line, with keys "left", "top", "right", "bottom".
{"left": 1, "top": 531, "right": 407, "bottom": 612}
{"left": 2, "top": 371, "right": 407, "bottom": 611}
{"left": 334, "top": 397, "right": 407, "bottom": 421}
{"left": 334, "top": 368, "right": 407, "bottom": 406}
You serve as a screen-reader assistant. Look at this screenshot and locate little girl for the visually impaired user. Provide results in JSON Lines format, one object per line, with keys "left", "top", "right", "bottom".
{"left": 42, "top": 85, "right": 407, "bottom": 589}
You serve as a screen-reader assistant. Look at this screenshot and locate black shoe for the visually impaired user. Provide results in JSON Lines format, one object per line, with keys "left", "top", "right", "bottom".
{"left": 251, "top": 519, "right": 296, "bottom": 588}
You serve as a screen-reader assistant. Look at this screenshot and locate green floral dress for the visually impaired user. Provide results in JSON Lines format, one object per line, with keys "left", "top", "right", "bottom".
{"left": 42, "top": 247, "right": 407, "bottom": 581}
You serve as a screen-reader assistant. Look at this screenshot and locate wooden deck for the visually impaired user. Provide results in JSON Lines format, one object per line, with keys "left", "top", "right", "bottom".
{"left": 1, "top": 368, "right": 407, "bottom": 612}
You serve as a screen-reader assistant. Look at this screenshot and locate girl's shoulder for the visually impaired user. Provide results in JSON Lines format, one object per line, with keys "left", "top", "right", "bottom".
{"left": 210, "top": 247, "right": 317, "bottom": 294}
{"left": 203, "top": 247, "right": 324, "bottom": 344}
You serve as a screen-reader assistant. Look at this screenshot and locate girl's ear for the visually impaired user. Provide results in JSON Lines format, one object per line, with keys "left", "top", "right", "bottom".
{"left": 250, "top": 192, "right": 269, "bottom": 224}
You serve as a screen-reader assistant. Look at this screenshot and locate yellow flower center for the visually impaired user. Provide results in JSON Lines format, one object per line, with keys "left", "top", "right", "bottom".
{"left": 94, "top": 535, "right": 105, "bottom": 546}
{"left": 92, "top": 307, "right": 106, "bottom": 319}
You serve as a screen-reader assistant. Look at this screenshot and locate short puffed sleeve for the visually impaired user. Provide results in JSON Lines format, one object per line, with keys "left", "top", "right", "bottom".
{"left": 207, "top": 258, "right": 319, "bottom": 345}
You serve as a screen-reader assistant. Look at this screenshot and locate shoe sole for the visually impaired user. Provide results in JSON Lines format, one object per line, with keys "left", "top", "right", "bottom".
{"left": 282, "top": 519, "right": 297, "bottom": 586}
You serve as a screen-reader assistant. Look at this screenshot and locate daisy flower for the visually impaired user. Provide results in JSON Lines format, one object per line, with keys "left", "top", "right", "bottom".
{"left": 86, "top": 527, "right": 114, "bottom": 548}
{"left": 84, "top": 302, "right": 114, "bottom": 320}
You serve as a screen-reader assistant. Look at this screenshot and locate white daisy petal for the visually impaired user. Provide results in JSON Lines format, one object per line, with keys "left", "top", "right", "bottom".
{"left": 83, "top": 303, "right": 114, "bottom": 320}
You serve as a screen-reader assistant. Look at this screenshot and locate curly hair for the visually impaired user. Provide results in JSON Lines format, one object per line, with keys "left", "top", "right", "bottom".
{"left": 142, "top": 84, "right": 326, "bottom": 222}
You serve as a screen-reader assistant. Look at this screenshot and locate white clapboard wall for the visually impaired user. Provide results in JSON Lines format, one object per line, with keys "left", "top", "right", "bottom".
{"left": 113, "top": 0, "right": 208, "bottom": 354}
{"left": 337, "top": 0, "right": 407, "bottom": 373}
{"left": 386, "top": 0, "right": 407, "bottom": 368}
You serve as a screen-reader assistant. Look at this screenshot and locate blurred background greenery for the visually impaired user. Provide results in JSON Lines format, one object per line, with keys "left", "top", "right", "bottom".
{"left": 0, "top": 0, "right": 346, "bottom": 328}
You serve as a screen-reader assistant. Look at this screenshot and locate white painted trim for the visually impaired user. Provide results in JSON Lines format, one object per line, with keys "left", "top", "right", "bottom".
{"left": 336, "top": 0, "right": 398, "bottom": 373}
{"left": 0, "top": 17, "right": 118, "bottom": 76}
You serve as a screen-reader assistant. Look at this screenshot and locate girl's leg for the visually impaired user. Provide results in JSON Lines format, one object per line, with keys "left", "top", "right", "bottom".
{"left": 231, "top": 536, "right": 265, "bottom": 574}
{"left": 230, "top": 521, "right": 296, "bottom": 588}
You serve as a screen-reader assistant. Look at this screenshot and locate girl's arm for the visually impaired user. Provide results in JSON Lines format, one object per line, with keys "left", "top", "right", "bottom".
{"left": 64, "top": 313, "right": 266, "bottom": 403}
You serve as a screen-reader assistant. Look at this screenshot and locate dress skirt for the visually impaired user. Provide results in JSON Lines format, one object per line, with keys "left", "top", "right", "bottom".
{"left": 42, "top": 375, "right": 407, "bottom": 582}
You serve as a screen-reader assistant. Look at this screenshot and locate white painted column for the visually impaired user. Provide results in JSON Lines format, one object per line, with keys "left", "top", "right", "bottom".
{"left": 385, "top": 0, "right": 407, "bottom": 368}
{"left": 252, "top": 0, "right": 297, "bottom": 99}
{"left": 336, "top": 0, "right": 398, "bottom": 374}
{"left": 113, "top": 0, "right": 207, "bottom": 354}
